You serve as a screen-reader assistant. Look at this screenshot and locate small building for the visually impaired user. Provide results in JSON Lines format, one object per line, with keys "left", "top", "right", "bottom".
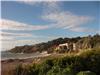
{"left": 55, "top": 43, "right": 76, "bottom": 52}
{"left": 55, "top": 43, "right": 69, "bottom": 51}
{"left": 59, "top": 43, "right": 69, "bottom": 50}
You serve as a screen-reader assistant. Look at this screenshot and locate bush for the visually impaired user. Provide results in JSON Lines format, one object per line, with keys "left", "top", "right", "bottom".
{"left": 47, "top": 66, "right": 62, "bottom": 75}
{"left": 62, "top": 67, "right": 74, "bottom": 75}
{"left": 28, "top": 64, "right": 39, "bottom": 75}
{"left": 77, "top": 71, "right": 96, "bottom": 75}
{"left": 38, "top": 59, "right": 54, "bottom": 75}
{"left": 13, "top": 48, "right": 100, "bottom": 75}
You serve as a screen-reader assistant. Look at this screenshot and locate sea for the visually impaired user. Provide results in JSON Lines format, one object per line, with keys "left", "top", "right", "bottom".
{"left": 1, "top": 51, "right": 45, "bottom": 60}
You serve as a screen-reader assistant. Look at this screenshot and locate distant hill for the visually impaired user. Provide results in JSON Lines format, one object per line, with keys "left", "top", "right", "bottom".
{"left": 10, "top": 34, "right": 100, "bottom": 53}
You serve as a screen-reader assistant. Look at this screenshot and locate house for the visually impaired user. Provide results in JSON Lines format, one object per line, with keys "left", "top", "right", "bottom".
{"left": 55, "top": 43, "right": 69, "bottom": 51}
{"left": 55, "top": 43, "right": 76, "bottom": 52}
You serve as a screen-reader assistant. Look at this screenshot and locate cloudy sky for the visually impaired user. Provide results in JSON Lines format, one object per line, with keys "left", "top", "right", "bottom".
{"left": 1, "top": 1, "right": 100, "bottom": 51}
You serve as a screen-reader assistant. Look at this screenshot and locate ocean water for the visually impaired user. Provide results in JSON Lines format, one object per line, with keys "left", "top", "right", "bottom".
{"left": 1, "top": 51, "right": 42, "bottom": 60}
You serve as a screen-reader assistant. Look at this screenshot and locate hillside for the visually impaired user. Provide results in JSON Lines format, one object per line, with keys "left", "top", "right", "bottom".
{"left": 10, "top": 34, "right": 100, "bottom": 53}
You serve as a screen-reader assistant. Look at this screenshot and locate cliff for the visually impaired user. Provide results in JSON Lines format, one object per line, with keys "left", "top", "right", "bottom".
{"left": 10, "top": 34, "right": 100, "bottom": 53}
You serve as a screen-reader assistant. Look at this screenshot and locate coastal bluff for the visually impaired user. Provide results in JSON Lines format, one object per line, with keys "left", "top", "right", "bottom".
{"left": 10, "top": 34, "right": 100, "bottom": 53}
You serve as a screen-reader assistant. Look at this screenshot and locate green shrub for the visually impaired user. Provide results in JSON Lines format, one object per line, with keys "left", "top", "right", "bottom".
{"left": 28, "top": 64, "right": 39, "bottom": 75}
{"left": 77, "top": 71, "right": 96, "bottom": 75}
{"left": 62, "top": 67, "right": 74, "bottom": 75}
{"left": 47, "top": 66, "right": 62, "bottom": 75}
{"left": 38, "top": 59, "right": 54, "bottom": 75}
{"left": 13, "top": 48, "right": 100, "bottom": 75}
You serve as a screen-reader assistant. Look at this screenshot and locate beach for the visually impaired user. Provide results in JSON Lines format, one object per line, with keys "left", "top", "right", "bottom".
{"left": 1, "top": 51, "right": 51, "bottom": 75}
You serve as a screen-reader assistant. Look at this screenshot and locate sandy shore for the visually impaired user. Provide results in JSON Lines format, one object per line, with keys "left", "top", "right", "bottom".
{"left": 1, "top": 53, "right": 66, "bottom": 75}
{"left": 1, "top": 58, "right": 34, "bottom": 75}
{"left": 1, "top": 53, "right": 51, "bottom": 75}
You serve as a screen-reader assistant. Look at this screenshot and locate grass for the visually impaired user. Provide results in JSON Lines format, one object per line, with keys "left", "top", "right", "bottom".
{"left": 12, "top": 48, "right": 100, "bottom": 75}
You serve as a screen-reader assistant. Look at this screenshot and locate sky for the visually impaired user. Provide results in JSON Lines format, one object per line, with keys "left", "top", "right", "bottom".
{"left": 1, "top": 1, "right": 100, "bottom": 51}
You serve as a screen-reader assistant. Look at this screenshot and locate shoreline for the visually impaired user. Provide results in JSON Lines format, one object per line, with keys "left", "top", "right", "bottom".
{"left": 1, "top": 52, "right": 51, "bottom": 75}
{"left": 1, "top": 51, "right": 51, "bottom": 60}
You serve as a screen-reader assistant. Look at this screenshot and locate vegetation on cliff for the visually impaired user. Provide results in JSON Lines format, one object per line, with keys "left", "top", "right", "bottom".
{"left": 10, "top": 34, "right": 100, "bottom": 53}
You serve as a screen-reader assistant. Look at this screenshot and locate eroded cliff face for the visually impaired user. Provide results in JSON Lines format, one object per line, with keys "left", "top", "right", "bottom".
{"left": 10, "top": 34, "right": 100, "bottom": 53}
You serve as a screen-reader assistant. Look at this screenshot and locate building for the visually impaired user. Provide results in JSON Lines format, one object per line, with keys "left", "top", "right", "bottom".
{"left": 55, "top": 43, "right": 76, "bottom": 52}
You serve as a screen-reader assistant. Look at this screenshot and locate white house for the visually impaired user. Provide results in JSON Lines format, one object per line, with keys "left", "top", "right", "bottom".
{"left": 55, "top": 43, "right": 76, "bottom": 51}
